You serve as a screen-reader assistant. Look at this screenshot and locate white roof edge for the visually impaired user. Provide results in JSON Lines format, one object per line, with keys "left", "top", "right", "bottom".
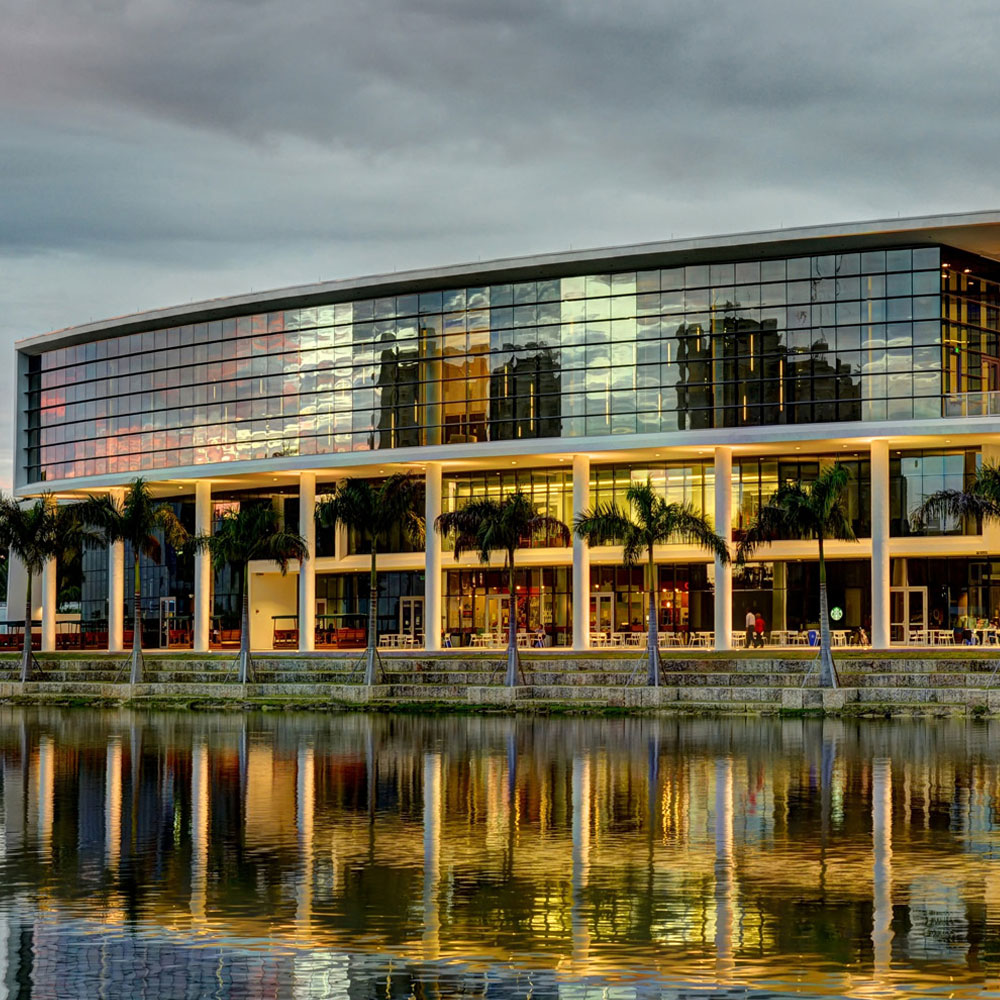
{"left": 16, "top": 208, "right": 1000, "bottom": 352}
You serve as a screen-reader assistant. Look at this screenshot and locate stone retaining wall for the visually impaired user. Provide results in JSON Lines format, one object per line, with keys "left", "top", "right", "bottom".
{"left": 0, "top": 649, "right": 999, "bottom": 715}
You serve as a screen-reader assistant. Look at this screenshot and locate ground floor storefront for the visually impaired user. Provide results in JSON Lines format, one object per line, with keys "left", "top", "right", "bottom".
{"left": 240, "top": 556, "right": 1000, "bottom": 650}
{"left": 33, "top": 554, "right": 1000, "bottom": 651}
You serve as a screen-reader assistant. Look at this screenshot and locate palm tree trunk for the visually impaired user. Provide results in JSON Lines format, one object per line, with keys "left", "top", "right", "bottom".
{"left": 20, "top": 573, "right": 33, "bottom": 683}
{"left": 505, "top": 550, "right": 519, "bottom": 688}
{"left": 364, "top": 544, "right": 378, "bottom": 686}
{"left": 646, "top": 547, "right": 660, "bottom": 687}
{"left": 130, "top": 553, "right": 143, "bottom": 685}
{"left": 817, "top": 535, "right": 838, "bottom": 689}
{"left": 238, "top": 562, "right": 252, "bottom": 684}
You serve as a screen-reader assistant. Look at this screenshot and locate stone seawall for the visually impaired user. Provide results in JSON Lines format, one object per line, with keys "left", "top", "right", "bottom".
{"left": 1, "top": 649, "right": 999, "bottom": 716}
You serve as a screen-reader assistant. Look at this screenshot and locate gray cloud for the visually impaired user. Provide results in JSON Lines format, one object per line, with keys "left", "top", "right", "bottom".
{"left": 1, "top": 0, "right": 998, "bottom": 488}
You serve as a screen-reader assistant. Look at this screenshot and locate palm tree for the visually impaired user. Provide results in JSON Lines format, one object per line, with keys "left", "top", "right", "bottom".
{"left": 0, "top": 497, "right": 97, "bottom": 682}
{"left": 736, "top": 462, "right": 857, "bottom": 689}
{"left": 80, "top": 478, "right": 188, "bottom": 684}
{"left": 189, "top": 502, "right": 307, "bottom": 684}
{"left": 316, "top": 473, "right": 424, "bottom": 685}
{"left": 436, "top": 490, "right": 569, "bottom": 687}
{"left": 574, "top": 481, "right": 729, "bottom": 686}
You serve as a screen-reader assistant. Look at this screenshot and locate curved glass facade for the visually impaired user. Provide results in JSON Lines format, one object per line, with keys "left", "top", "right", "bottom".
{"left": 23, "top": 245, "right": 952, "bottom": 484}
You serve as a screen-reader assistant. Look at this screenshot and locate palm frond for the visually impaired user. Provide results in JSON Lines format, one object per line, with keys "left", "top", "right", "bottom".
{"left": 573, "top": 503, "right": 633, "bottom": 544}
{"left": 912, "top": 490, "right": 1000, "bottom": 531}
{"left": 317, "top": 473, "right": 424, "bottom": 550}
{"left": 191, "top": 502, "right": 307, "bottom": 576}
{"left": 668, "top": 504, "right": 731, "bottom": 563}
{"left": 437, "top": 491, "right": 569, "bottom": 566}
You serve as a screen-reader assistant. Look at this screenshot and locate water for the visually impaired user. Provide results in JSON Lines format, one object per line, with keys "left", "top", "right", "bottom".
{"left": 1, "top": 710, "right": 999, "bottom": 999}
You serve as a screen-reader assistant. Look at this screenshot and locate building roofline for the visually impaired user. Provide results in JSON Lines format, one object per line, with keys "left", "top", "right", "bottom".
{"left": 16, "top": 208, "right": 1000, "bottom": 354}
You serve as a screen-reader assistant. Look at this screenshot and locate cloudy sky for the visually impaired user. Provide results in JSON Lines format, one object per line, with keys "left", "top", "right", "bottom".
{"left": 2, "top": 0, "right": 998, "bottom": 487}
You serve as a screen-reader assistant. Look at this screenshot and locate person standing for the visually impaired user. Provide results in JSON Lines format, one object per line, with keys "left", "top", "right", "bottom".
{"left": 753, "top": 611, "right": 766, "bottom": 648}
{"left": 745, "top": 609, "right": 755, "bottom": 649}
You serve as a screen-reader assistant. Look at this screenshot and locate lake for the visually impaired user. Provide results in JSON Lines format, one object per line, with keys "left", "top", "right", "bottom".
{"left": 0, "top": 708, "right": 998, "bottom": 999}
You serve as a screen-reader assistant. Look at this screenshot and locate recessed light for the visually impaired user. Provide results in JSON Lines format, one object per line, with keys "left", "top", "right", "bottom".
{"left": 795, "top": 446, "right": 801, "bottom": 451}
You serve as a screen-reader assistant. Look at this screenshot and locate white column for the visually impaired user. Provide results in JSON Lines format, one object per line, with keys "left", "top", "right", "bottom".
{"left": 107, "top": 488, "right": 125, "bottom": 653}
{"left": 40, "top": 562, "right": 56, "bottom": 654}
{"left": 572, "top": 454, "right": 591, "bottom": 650}
{"left": 714, "top": 447, "right": 733, "bottom": 650}
{"left": 871, "top": 439, "right": 890, "bottom": 650}
{"left": 193, "top": 481, "right": 212, "bottom": 652}
{"left": 298, "top": 472, "right": 316, "bottom": 652}
{"left": 424, "top": 464, "right": 443, "bottom": 651}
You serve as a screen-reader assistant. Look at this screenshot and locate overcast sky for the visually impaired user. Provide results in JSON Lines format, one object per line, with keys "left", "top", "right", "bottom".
{"left": 3, "top": 0, "right": 999, "bottom": 489}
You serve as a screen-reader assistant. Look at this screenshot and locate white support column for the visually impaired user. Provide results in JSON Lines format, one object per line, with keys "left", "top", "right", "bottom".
{"left": 714, "top": 447, "right": 733, "bottom": 651}
{"left": 424, "top": 464, "right": 443, "bottom": 651}
{"left": 298, "top": 472, "right": 316, "bottom": 653}
{"left": 193, "top": 481, "right": 212, "bottom": 652}
{"left": 572, "top": 454, "right": 590, "bottom": 651}
{"left": 107, "top": 488, "right": 125, "bottom": 653}
{"left": 871, "top": 439, "right": 890, "bottom": 650}
{"left": 39, "top": 495, "right": 57, "bottom": 652}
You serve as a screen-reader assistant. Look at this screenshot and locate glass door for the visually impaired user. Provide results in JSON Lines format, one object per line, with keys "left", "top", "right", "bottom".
{"left": 159, "top": 596, "right": 177, "bottom": 647}
{"left": 485, "top": 595, "right": 509, "bottom": 642}
{"left": 399, "top": 597, "right": 424, "bottom": 641}
{"left": 890, "top": 586, "right": 927, "bottom": 643}
{"left": 589, "top": 592, "right": 613, "bottom": 637}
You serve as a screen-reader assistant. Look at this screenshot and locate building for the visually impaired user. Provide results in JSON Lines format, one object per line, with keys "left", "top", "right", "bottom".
{"left": 13, "top": 210, "right": 1000, "bottom": 653}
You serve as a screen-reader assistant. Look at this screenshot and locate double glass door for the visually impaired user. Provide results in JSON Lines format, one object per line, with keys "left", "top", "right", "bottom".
{"left": 485, "top": 595, "right": 510, "bottom": 638}
{"left": 590, "top": 592, "right": 613, "bottom": 636}
{"left": 399, "top": 597, "right": 424, "bottom": 639}
{"left": 159, "top": 597, "right": 178, "bottom": 646}
{"left": 890, "top": 586, "right": 927, "bottom": 643}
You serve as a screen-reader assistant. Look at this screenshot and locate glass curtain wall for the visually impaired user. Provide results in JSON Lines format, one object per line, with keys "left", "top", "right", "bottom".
{"left": 28, "top": 248, "right": 943, "bottom": 483}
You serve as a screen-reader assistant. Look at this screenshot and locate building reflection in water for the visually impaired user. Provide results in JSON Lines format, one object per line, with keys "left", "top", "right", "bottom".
{"left": 871, "top": 757, "right": 894, "bottom": 984}
{"left": 0, "top": 712, "right": 1000, "bottom": 997}
{"left": 713, "top": 756, "right": 735, "bottom": 980}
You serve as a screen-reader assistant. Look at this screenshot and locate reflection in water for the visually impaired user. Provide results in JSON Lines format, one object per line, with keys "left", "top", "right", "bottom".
{"left": 871, "top": 758, "right": 893, "bottom": 984}
{"left": 0, "top": 711, "right": 1000, "bottom": 997}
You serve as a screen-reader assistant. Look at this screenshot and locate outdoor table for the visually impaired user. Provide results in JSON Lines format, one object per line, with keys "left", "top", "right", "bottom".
{"left": 831, "top": 630, "right": 849, "bottom": 646}
{"left": 690, "top": 631, "right": 713, "bottom": 647}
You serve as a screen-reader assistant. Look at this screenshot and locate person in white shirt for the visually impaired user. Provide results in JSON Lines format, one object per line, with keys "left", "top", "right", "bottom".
{"left": 745, "top": 609, "right": 755, "bottom": 649}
